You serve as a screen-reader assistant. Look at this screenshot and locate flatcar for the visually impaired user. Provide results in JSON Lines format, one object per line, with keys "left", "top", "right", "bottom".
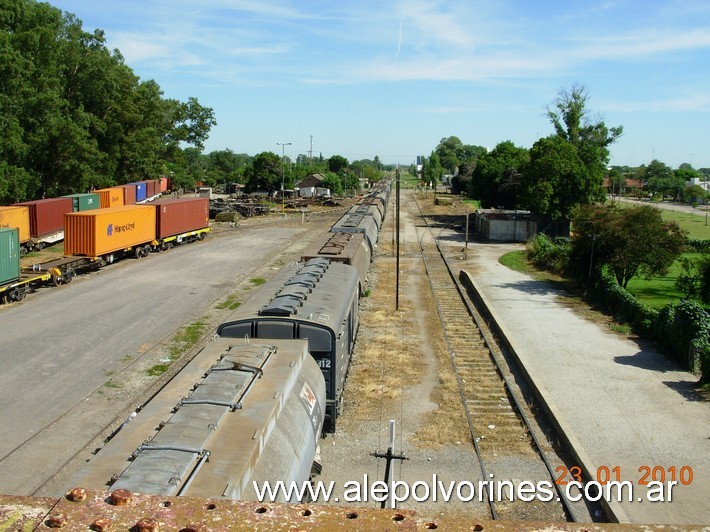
{"left": 217, "top": 258, "right": 360, "bottom": 429}
{"left": 301, "top": 231, "right": 371, "bottom": 294}
{"left": 70, "top": 338, "right": 325, "bottom": 502}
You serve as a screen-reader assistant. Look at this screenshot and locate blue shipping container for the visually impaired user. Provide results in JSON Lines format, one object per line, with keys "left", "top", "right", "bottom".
{"left": 132, "top": 182, "right": 147, "bottom": 202}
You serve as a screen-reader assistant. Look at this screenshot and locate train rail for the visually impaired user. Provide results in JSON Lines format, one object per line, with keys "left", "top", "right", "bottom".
{"left": 411, "top": 196, "right": 574, "bottom": 522}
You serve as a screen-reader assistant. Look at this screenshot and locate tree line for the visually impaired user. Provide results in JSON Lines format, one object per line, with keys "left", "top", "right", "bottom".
{"left": 0, "top": 1, "right": 389, "bottom": 204}
{"left": 416, "top": 84, "right": 709, "bottom": 219}
{"left": 0, "top": 0, "right": 215, "bottom": 204}
{"left": 186, "top": 150, "right": 390, "bottom": 197}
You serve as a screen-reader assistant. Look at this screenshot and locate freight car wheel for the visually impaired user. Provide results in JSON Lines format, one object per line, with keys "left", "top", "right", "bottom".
{"left": 198, "top": 232, "right": 206, "bottom": 241}
{"left": 143, "top": 244, "right": 152, "bottom": 256}
{"left": 134, "top": 247, "right": 144, "bottom": 259}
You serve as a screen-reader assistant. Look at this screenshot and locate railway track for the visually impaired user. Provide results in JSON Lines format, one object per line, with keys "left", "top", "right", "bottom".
{"left": 411, "top": 196, "right": 573, "bottom": 522}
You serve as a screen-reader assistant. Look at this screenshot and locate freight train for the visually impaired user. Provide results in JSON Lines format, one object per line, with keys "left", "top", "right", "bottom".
{"left": 66, "top": 178, "right": 392, "bottom": 502}
{"left": 0, "top": 196, "right": 209, "bottom": 304}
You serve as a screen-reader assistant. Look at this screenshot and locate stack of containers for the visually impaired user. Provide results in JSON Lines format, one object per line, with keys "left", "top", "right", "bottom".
{"left": 63, "top": 193, "right": 100, "bottom": 212}
{"left": 95, "top": 187, "right": 125, "bottom": 209}
{"left": 64, "top": 205, "right": 156, "bottom": 258}
{"left": 0, "top": 228, "right": 20, "bottom": 286}
{"left": 13, "top": 197, "right": 73, "bottom": 239}
{"left": 153, "top": 197, "right": 209, "bottom": 238}
{"left": 0, "top": 206, "right": 30, "bottom": 245}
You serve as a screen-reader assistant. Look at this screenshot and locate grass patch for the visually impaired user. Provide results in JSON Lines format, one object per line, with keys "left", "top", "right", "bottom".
{"left": 250, "top": 277, "right": 266, "bottom": 286}
{"left": 104, "top": 380, "right": 122, "bottom": 389}
{"left": 216, "top": 294, "right": 241, "bottom": 310}
{"left": 147, "top": 364, "right": 169, "bottom": 376}
{"left": 609, "top": 323, "right": 632, "bottom": 335}
{"left": 617, "top": 201, "right": 710, "bottom": 240}
{"left": 498, "top": 250, "right": 529, "bottom": 272}
{"left": 625, "top": 252, "right": 704, "bottom": 309}
{"left": 148, "top": 319, "right": 208, "bottom": 377}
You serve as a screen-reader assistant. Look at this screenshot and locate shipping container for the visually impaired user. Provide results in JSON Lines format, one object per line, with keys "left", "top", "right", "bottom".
{"left": 159, "top": 177, "right": 168, "bottom": 193}
{"left": 14, "top": 197, "right": 73, "bottom": 238}
{"left": 63, "top": 193, "right": 100, "bottom": 212}
{"left": 118, "top": 184, "right": 137, "bottom": 205}
{"left": 0, "top": 206, "right": 31, "bottom": 244}
{"left": 64, "top": 205, "right": 156, "bottom": 257}
{"left": 131, "top": 182, "right": 147, "bottom": 202}
{"left": 95, "top": 187, "right": 125, "bottom": 209}
{"left": 153, "top": 198, "right": 210, "bottom": 239}
{"left": 144, "top": 180, "right": 157, "bottom": 199}
{"left": 0, "top": 228, "right": 20, "bottom": 285}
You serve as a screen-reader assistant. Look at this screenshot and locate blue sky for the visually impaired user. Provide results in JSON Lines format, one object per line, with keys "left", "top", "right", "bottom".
{"left": 48, "top": 0, "right": 710, "bottom": 169}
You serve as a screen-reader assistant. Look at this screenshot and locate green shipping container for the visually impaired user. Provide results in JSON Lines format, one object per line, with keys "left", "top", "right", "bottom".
{"left": 0, "top": 228, "right": 21, "bottom": 285}
{"left": 63, "top": 193, "right": 100, "bottom": 212}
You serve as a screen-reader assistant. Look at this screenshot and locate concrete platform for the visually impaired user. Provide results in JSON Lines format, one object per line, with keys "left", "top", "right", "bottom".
{"left": 459, "top": 243, "right": 710, "bottom": 525}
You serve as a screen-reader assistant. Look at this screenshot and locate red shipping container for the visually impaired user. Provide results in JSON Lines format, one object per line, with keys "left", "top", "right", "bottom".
{"left": 119, "top": 184, "right": 137, "bottom": 205}
{"left": 144, "top": 180, "right": 157, "bottom": 198}
{"left": 159, "top": 177, "right": 168, "bottom": 193}
{"left": 152, "top": 198, "right": 209, "bottom": 238}
{"left": 14, "top": 197, "right": 73, "bottom": 238}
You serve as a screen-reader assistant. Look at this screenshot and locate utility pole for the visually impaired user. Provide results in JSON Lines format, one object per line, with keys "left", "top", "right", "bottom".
{"left": 395, "top": 168, "right": 400, "bottom": 310}
{"left": 277, "top": 142, "right": 292, "bottom": 216}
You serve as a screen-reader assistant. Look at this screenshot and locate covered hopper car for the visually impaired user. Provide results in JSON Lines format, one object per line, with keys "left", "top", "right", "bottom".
{"left": 301, "top": 231, "right": 370, "bottom": 294}
{"left": 217, "top": 258, "right": 360, "bottom": 430}
{"left": 70, "top": 338, "right": 325, "bottom": 502}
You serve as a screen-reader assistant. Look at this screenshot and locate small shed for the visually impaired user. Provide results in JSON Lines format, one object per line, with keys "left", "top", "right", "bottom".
{"left": 474, "top": 209, "right": 537, "bottom": 242}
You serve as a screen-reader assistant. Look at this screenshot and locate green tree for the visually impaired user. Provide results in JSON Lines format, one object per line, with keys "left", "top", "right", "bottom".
{"left": 0, "top": 0, "right": 215, "bottom": 202}
{"left": 571, "top": 204, "right": 687, "bottom": 287}
{"left": 643, "top": 160, "right": 677, "bottom": 197}
{"left": 470, "top": 141, "right": 529, "bottom": 208}
{"left": 244, "top": 151, "right": 282, "bottom": 194}
{"left": 328, "top": 155, "right": 349, "bottom": 174}
{"left": 435, "top": 136, "right": 463, "bottom": 175}
{"left": 522, "top": 136, "right": 588, "bottom": 220}
{"left": 422, "top": 152, "right": 443, "bottom": 187}
{"left": 545, "top": 83, "right": 623, "bottom": 205}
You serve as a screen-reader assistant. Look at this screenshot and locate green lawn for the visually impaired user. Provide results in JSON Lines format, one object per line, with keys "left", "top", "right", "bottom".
{"left": 501, "top": 249, "right": 707, "bottom": 311}
{"left": 625, "top": 252, "right": 704, "bottom": 309}
{"left": 616, "top": 200, "right": 710, "bottom": 240}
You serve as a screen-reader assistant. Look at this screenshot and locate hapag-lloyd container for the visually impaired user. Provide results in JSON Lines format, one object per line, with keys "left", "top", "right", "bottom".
{"left": 95, "top": 188, "right": 125, "bottom": 209}
{"left": 0, "top": 206, "right": 30, "bottom": 244}
{"left": 152, "top": 198, "right": 209, "bottom": 238}
{"left": 14, "top": 197, "right": 73, "bottom": 238}
{"left": 64, "top": 205, "right": 156, "bottom": 257}
{"left": 0, "top": 228, "right": 20, "bottom": 285}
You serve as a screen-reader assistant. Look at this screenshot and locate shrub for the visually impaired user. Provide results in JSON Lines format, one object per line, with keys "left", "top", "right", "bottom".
{"left": 525, "top": 234, "right": 570, "bottom": 274}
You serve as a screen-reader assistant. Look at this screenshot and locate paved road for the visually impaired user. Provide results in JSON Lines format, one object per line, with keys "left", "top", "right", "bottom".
{"left": 0, "top": 221, "right": 316, "bottom": 494}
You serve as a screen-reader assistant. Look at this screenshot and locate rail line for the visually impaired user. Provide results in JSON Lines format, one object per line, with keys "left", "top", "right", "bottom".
{"left": 412, "top": 196, "right": 574, "bottom": 522}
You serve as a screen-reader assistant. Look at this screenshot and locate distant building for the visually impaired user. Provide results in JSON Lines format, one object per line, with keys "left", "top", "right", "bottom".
{"left": 602, "top": 176, "right": 643, "bottom": 195}
{"left": 295, "top": 174, "right": 331, "bottom": 198}
{"left": 473, "top": 209, "right": 537, "bottom": 242}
